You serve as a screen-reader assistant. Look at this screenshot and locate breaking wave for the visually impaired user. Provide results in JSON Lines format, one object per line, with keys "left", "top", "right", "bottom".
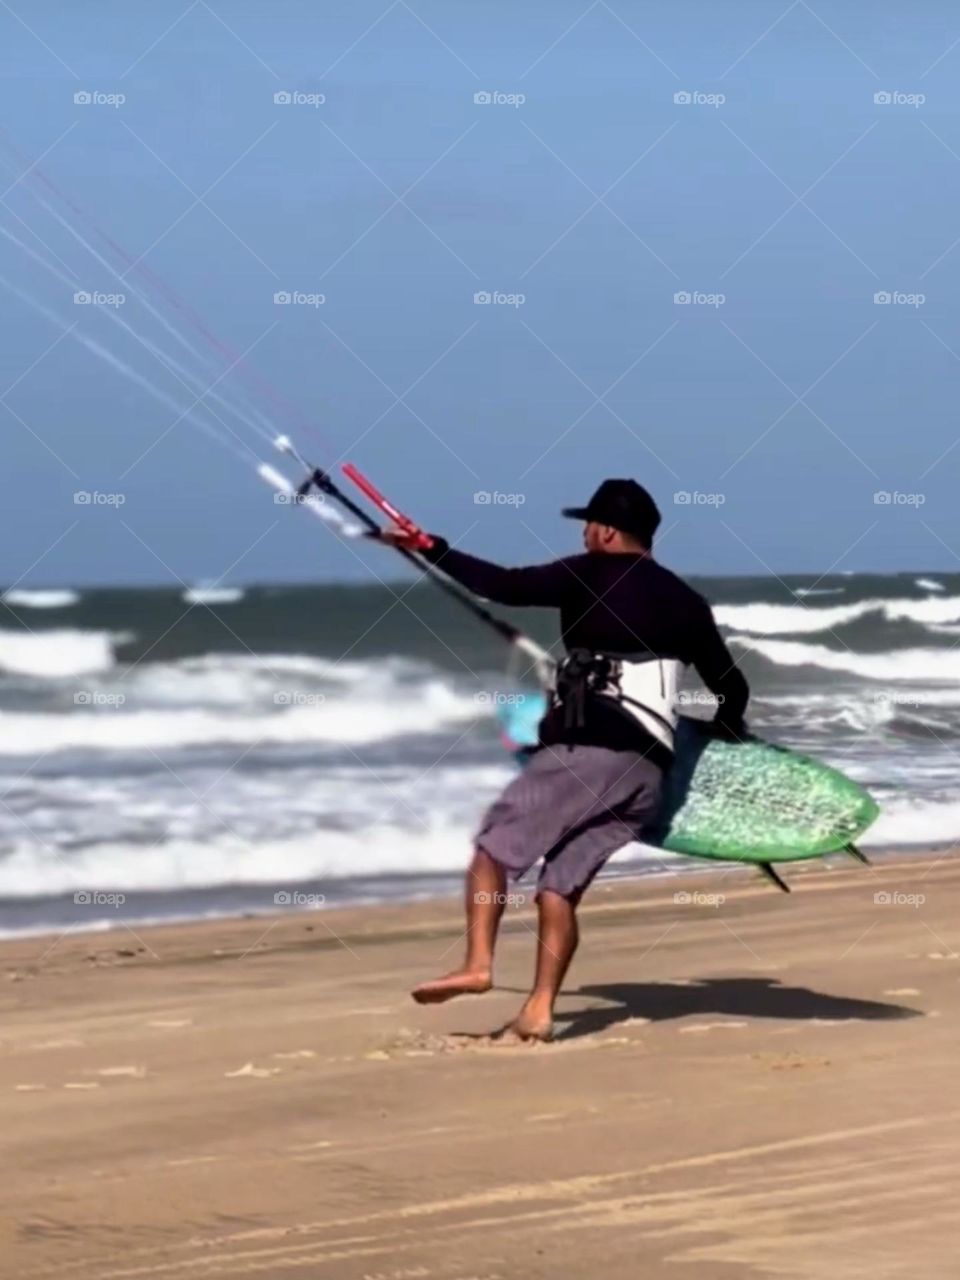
{"left": 0, "top": 628, "right": 125, "bottom": 677}
{"left": 716, "top": 595, "right": 960, "bottom": 636}
{"left": 731, "top": 636, "right": 960, "bottom": 683}
{"left": 2, "top": 588, "right": 80, "bottom": 609}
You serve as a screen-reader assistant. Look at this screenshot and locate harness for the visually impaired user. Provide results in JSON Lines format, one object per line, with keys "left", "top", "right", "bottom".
{"left": 553, "top": 648, "right": 680, "bottom": 751}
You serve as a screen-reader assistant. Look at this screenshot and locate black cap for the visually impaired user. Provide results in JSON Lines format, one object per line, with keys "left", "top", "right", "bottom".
{"left": 562, "top": 478, "right": 661, "bottom": 544}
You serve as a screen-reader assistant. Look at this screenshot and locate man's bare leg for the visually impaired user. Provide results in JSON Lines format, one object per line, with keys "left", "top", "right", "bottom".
{"left": 505, "top": 888, "right": 580, "bottom": 1041}
{"left": 411, "top": 847, "right": 506, "bottom": 1003}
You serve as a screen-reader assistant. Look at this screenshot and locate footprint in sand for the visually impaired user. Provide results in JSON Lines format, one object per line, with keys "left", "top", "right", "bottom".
{"left": 224, "top": 1062, "right": 281, "bottom": 1079}
{"left": 759, "top": 1053, "right": 831, "bottom": 1070}
{"left": 370, "top": 1028, "right": 640, "bottom": 1060}
{"left": 271, "top": 1050, "right": 316, "bottom": 1060}
{"left": 147, "top": 1019, "right": 193, "bottom": 1029}
{"left": 885, "top": 988, "right": 921, "bottom": 996}
{"left": 14, "top": 1083, "right": 46, "bottom": 1092}
{"left": 378, "top": 1030, "right": 467, "bottom": 1058}
{"left": 64, "top": 1082, "right": 100, "bottom": 1090}
{"left": 88, "top": 1066, "right": 147, "bottom": 1079}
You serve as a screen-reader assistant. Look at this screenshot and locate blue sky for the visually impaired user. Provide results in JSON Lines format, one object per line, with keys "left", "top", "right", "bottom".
{"left": 2, "top": 1, "right": 960, "bottom": 584}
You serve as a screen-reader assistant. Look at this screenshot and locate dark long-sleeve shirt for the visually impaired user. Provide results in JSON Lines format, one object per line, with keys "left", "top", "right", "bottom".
{"left": 420, "top": 538, "right": 750, "bottom": 765}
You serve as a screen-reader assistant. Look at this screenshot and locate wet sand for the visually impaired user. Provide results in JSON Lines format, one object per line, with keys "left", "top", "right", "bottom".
{"left": 3, "top": 852, "right": 959, "bottom": 1279}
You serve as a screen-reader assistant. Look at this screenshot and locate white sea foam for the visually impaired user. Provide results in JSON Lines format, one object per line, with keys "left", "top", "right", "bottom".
{"left": 0, "top": 795, "right": 947, "bottom": 902}
{"left": 755, "top": 689, "right": 960, "bottom": 739}
{"left": 0, "top": 819, "right": 479, "bottom": 897}
{"left": 0, "top": 629, "right": 124, "bottom": 677}
{"left": 128, "top": 653, "right": 395, "bottom": 707}
{"left": 716, "top": 601, "right": 869, "bottom": 634}
{"left": 716, "top": 595, "right": 960, "bottom": 635}
{"left": 887, "top": 599, "right": 960, "bottom": 624}
{"left": 793, "top": 587, "right": 846, "bottom": 597}
{"left": 2, "top": 589, "right": 80, "bottom": 609}
{"left": 730, "top": 635, "right": 960, "bottom": 683}
{"left": 0, "top": 681, "right": 481, "bottom": 754}
{"left": 870, "top": 796, "right": 960, "bottom": 846}
{"left": 182, "top": 585, "right": 245, "bottom": 605}
{"left": 916, "top": 578, "right": 946, "bottom": 593}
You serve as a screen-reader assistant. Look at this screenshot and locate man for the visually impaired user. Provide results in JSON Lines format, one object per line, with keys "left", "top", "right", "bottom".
{"left": 381, "top": 479, "right": 749, "bottom": 1042}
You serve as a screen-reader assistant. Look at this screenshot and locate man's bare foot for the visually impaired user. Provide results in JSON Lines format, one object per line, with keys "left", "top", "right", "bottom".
{"left": 491, "top": 1010, "right": 554, "bottom": 1044}
{"left": 411, "top": 968, "right": 492, "bottom": 1005}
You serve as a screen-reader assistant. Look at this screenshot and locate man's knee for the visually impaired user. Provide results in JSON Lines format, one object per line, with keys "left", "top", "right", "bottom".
{"left": 537, "top": 885, "right": 582, "bottom": 911}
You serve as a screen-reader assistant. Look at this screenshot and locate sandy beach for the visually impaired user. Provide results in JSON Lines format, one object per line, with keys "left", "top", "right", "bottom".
{"left": 3, "top": 853, "right": 959, "bottom": 1280}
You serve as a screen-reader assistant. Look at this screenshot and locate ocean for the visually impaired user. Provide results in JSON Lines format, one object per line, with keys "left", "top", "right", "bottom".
{"left": 0, "top": 571, "right": 955, "bottom": 937}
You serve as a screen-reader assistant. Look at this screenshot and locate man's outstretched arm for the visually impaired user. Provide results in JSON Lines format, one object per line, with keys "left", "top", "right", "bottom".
{"left": 416, "top": 536, "right": 578, "bottom": 608}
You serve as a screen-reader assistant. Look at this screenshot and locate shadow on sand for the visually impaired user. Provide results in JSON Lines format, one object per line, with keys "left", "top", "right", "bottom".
{"left": 555, "top": 977, "right": 922, "bottom": 1040}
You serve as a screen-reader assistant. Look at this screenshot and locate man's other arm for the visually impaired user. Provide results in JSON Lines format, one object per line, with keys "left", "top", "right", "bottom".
{"left": 688, "top": 600, "right": 750, "bottom": 736}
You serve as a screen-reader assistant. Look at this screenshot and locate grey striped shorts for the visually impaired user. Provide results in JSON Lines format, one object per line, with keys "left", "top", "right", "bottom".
{"left": 475, "top": 744, "right": 663, "bottom": 899}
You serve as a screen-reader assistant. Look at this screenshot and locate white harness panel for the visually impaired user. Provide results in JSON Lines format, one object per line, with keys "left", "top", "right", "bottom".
{"left": 601, "top": 656, "right": 681, "bottom": 750}
{"left": 553, "top": 652, "right": 682, "bottom": 751}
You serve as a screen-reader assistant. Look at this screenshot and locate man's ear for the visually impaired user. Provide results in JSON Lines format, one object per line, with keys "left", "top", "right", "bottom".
{"left": 601, "top": 524, "right": 618, "bottom": 546}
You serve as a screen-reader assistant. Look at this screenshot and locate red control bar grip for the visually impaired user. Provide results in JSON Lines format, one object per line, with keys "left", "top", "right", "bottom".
{"left": 341, "top": 463, "right": 434, "bottom": 550}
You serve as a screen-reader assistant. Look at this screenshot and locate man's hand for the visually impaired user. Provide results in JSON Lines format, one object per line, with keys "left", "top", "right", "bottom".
{"left": 375, "top": 525, "right": 434, "bottom": 551}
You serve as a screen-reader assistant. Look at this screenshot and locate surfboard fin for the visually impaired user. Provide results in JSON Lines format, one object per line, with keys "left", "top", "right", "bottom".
{"left": 844, "top": 843, "right": 870, "bottom": 865}
{"left": 758, "top": 862, "right": 791, "bottom": 893}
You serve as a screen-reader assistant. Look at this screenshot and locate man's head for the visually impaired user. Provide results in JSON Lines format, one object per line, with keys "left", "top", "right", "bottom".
{"left": 562, "top": 479, "right": 661, "bottom": 555}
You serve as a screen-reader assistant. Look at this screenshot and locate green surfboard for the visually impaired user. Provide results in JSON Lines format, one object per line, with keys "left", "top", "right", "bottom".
{"left": 496, "top": 700, "right": 879, "bottom": 866}
{"left": 654, "top": 717, "right": 879, "bottom": 863}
